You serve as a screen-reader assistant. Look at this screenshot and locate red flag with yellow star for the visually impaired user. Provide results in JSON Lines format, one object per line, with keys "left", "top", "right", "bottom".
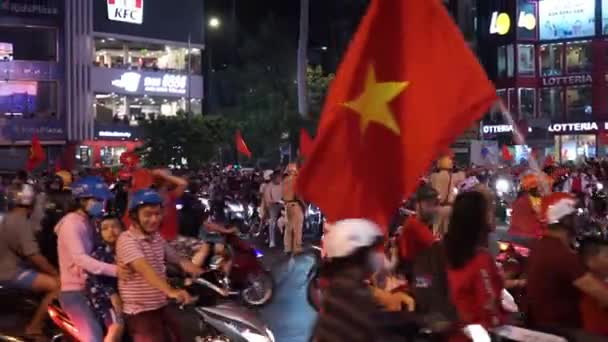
{"left": 297, "top": 0, "right": 497, "bottom": 228}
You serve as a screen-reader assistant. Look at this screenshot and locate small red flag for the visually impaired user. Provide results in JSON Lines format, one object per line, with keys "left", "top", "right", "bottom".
{"left": 296, "top": 0, "right": 497, "bottom": 227}
{"left": 26, "top": 134, "right": 46, "bottom": 171}
{"left": 235, "top": 130, "right": 252, "bottom": 158}
{"left": 299, "top": 128, "right": 314, "bottom": 158}
{"left": 502, "top": 145, "right": 513, "bottom": 161}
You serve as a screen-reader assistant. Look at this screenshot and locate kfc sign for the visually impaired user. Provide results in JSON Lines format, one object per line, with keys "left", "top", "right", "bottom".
{"left": 107, "top": 0, "right": 143, "bottom": 24}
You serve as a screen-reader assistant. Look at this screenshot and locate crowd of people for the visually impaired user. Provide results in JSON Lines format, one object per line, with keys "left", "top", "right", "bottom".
{"left": 0, "top": 163, "right": 306, "bottom": 342}
{"left": 1, "top": 153, "right": 608, "bottom": 341}
{"left": 313, "top": 154, "right": 608, "bottom": 341}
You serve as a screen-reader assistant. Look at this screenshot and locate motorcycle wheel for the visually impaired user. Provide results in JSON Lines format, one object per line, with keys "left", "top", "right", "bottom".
{"left": 241, "top": 271, "right": 274, "bottom": 306}
{"left": 307, "top": 277, "right": 322, "bottom": 312}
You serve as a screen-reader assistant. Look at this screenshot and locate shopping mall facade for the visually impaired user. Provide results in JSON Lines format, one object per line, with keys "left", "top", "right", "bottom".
{"left": 0, "top": 0, "right": 204, "bottom": 171}
{"left": 477, "top": 0, "right": 608, "bottom": 163}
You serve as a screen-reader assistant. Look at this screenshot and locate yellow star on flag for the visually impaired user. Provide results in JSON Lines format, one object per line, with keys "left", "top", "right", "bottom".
{"left": 344, "top": 65, "right": 409, "bottom": 135}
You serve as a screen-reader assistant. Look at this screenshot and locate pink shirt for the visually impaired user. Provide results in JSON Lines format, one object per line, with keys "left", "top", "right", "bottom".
{"left": 55, "top": 212, "right": 117, "bottom": 291}
{"left": 116, "top": 229, "right": 180, "bottom": 315}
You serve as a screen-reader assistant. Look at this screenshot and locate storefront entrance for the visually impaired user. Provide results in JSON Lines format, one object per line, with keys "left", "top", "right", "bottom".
{"left": 554, "top": 134, "right": 596, "bottom": 162}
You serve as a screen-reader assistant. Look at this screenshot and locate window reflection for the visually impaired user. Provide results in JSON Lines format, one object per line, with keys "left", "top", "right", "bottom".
{"left": 566, "top": 41, "right": 592, "bottom": 74}
{"left": 518, "top": 44, "right": 535, "bottom": 76}
{"left": 498, "top": 46, "right": 507, "bottom": 78}
{"left": 540, "top": 88, "right": 563, "bottom": 119}
{"left": 540, "top": 43, "right": 562, "bottom": 76}
{"left": 93, "top": 38, "right": 202, "bottom": 74}
{"left": 566, "top": 85, "right": 592, "bottom": 119}
{"left": 519, "top": 88, "right": 535, "bottom": 119}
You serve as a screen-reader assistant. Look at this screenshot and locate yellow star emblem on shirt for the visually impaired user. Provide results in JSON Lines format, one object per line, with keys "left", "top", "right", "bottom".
{"left": 343, "top": 65, "right": 409, "bottom": 135}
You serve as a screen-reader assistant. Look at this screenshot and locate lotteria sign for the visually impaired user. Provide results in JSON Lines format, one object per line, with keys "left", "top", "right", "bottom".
{"left": 482, "top": 121, "right": 608, "bottom": 135}
{"left": 107, "top": 0, "right": 144, "bottom": 24}
{"left": 541, "top": 74, "right": 592, "bottom": 87}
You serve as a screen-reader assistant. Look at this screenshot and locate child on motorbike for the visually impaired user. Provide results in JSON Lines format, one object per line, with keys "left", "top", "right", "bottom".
{"left": 85, "top": 216, "right": 124, "bottom": 342}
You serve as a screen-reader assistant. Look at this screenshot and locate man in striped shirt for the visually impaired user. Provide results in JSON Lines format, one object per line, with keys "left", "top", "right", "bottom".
{"left": 117, "top": 189, "right": 203, "bottom": 342}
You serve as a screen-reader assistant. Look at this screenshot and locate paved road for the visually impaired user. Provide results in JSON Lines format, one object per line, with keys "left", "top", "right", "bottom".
{"left": 259, "top": 249, "right": 317, "bottom": 342}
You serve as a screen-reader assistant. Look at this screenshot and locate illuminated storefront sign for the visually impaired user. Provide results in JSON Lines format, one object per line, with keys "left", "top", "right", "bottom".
{"left": 98, "top": 131, "right": 132, "bottom": 138}
{"left": 603, "top": 0, "right": 608, "bottom": 33}
{"left": 539, "top": 0, "right": 595, "bottom": 40}
{"left": 107, "top": 0, "right": 144, "bottom": 24}
{"left": 490, "top": 12, "right": 511, "bottom": 35}
{"left": 517, "top": 11, "right": 536, "bottom": 31}
{"left": 111, "top": 72, "right": 187, "bottom": 95}
{"left": 548, "top": 122, "right": 598, "bottom": 133}
{"left": 482, "top": 125, "right": 513, "bottom": 134}
{"left": 541, "top": 74, "right": 592, "bottom": 87}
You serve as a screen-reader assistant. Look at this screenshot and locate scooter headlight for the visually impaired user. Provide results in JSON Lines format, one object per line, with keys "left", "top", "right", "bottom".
{"left": 597, "top": 183, "right": 604, "bottom": 191}
{"left": 496, "top": 178, "right": 510, "bottom": 195}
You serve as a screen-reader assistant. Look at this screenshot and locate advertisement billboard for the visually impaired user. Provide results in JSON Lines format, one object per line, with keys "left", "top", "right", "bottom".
{"left": 93, "top": 0, "right": 204, "bottom": 45}
{"left": 603, "top": 0, "right": 608, "bottom": 34}
{"left": 539, "top": 0, "right": 595, "bottom": 40}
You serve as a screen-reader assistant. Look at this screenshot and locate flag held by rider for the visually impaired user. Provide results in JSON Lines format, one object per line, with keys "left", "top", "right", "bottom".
{"left": 297, "top": 0, "right": 497, "bottom": 228}
{"left": 26, "top": 134, "right": 46, "bottom": 171}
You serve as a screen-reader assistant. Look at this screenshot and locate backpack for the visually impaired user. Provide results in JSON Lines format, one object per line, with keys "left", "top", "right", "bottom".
{"left": 412, "top": 242, "right": 460, "bottom": 324}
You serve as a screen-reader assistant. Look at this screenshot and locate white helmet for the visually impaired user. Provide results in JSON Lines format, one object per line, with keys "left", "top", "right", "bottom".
{"left": 263, "top": 170, "right": 274, "bottom": 181}
{"left": 323, "top": 219, "right": 383, "bottom": 259}
{"left": 458, "top": 176, "right": 480, "bottom": 192}
{"left": 542, "top": 193, "right": 577, "bottom": 224}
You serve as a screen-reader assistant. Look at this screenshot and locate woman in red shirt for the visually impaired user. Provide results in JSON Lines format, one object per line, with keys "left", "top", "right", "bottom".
{"left": 444, "top": 191, "right": 506, "bottom": 341}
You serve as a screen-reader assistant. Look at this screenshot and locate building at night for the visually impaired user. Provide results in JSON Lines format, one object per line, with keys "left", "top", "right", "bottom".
{"left": 477, "top": 0, "right": 608, "bottom": 163}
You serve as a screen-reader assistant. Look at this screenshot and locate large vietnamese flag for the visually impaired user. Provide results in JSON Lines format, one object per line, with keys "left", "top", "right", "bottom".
{"left": 297, "top": 0, "right": 497, "bottom": 228}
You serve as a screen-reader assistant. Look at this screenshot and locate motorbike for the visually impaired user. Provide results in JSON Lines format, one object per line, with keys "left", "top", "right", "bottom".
{"left": 0, "top": 286, "right": 61, "bottom": 341}
{"left": 47, "top": 274, "right": 275, "bottom": 342}
{"left": 212, "top": 234, "right": 275, "bottom": 307}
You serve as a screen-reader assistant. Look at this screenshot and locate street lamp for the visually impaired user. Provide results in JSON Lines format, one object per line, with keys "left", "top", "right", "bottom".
{"left": 208, "top": 17, "right": 221, "bottom": 29}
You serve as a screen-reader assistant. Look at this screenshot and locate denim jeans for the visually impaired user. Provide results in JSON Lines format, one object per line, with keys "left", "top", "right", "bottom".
{"left": 59, "top": 291, "right": 104, "bottom": 342}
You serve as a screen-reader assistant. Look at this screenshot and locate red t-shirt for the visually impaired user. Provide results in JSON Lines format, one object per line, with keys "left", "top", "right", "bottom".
{"left": 525, "top": 236, "right": 587, "bottom": 329}
{"left": 509, "top": 195, "right": 543, "bottom": 238}
{"left": 398, "top": 216, "right": 435, "bottom": 262}
{"left": 447, "top": 250, "right": 506, "bottom": 332}
{"left": 581, "top": 281, "right": 608, "bottom": 336}
{"left": 160, "top": 191, "right": 180, "bottom": 241}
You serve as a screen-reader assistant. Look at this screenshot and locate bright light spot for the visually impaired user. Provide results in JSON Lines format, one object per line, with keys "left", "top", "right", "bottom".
{"left": 321, "top": 46, "right": 328, "bottom": 51}
{"left": 209, "top": 17, "right": 221, "bottom": 29}
{"left": 496, "top": 178, "right": 510, "bottom": 195}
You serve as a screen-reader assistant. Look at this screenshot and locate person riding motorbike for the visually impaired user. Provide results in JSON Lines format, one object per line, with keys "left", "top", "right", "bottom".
{"left": 39, "top": 172, "right": 74, "bottom": 267}
{"left": 116, "top": 188, "right": 201, "bottom": 342}
{"left": 55, "top": 176, "right": 123, "bottom": 342}
{"left": 509, "top": 173, "right": 545, "bottom": 238}
{"left": 312, "top": 219, "right": 417, "bottom": 342}
{"left": 397, "top": 184, "right": 438, "bottom": 279}
{"left": 0, "top": 183, "right": 60, "bottom": 338}
{"left": 525, "top": 193, "right": 608, "bottom": 341}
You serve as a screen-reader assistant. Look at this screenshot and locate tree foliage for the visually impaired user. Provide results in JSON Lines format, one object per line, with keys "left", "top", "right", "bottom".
{"left": 137, "top": 112, "right": 234, "bottom": 169}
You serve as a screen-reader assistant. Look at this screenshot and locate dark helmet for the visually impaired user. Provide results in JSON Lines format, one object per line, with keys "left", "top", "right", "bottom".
{"left": 415, "top": 184, "right": 439, "bottom": 202}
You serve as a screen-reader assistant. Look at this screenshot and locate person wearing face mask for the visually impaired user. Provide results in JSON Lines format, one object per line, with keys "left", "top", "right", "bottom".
{"left": 312, "top": 219, "right": 417, "bottom": 342}
{"left": 0, "top": 183, "right": 59, "bottom": 338}
{"left": 397, "top": 184, "right": 438, "bottom": 278}
{"left": 55, "top": 176, "right": 127, "bottom": 342}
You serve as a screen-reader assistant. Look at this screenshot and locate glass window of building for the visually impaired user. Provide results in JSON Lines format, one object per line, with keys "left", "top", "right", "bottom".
{"left": 0, "top": 81, "right": 58, "bottom": 118}
{"left": 566, "top": 41, "right": 592, "bottom": 74}
{"left": 497, "top": 46, "right": 507, "bottom": 78}
{"left": 497, "top": 89, "right": 508, "bottom": 107}
{"left": 506, "top": 45, "right": 514, "bottom": 77}
{"left": 540, "top": 43, "right": 563, "bottom": 76}
{"left": 519, "top": 88, "right": 535, "bottom": 119}
{"left": 100, "top": 146, "right": 127, "bottom": 166}
{"left": 539, "top": 88, "right": 563, "bottom": 119}
{"left": 93, "top": 38, "right": 202, "bottom": 74}
{"left": 75, "top": 146, "right": 92, "bottom": 166}
{"left": 94, "top": 94, "right": 202, "bottom": 125}
{"left": 0, "top": 27, "right": 57, "bottom": 61}
{"left": 566, "top": 85, "right": 592, "bottom": 119}
{"left": 556, "top": 135, "right": 596, "bottom": 162}
{"left": 517, "top": 44, "right": 535, "bottom": 76}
